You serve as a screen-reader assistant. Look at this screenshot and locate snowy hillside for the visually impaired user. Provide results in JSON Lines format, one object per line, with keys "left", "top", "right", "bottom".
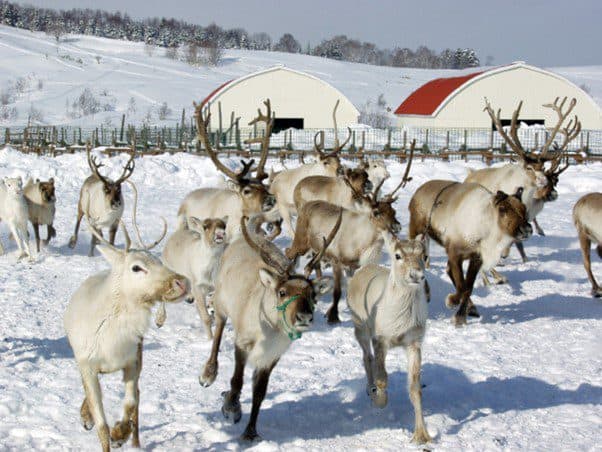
{"left": 0, "top": 24, "right": 601, "bottom": 128}
{"left": 0, "top": 147, "right": 600, "bottom": 450}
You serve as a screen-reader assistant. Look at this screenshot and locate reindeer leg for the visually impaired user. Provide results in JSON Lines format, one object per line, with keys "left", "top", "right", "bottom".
{"left": 515, "top": 241, "right": 528, "bottom": 263}
{"left": 279, "top": 203, "right": 295, "bottom": 237}
{"left": 80, "top": 367, "right": 110, "bottom": 452}
{"left": 33, "top": 222, "right": 41, "bottom": 253}
{"left": 200, "top": 314, "right": 226, "bottom": 387}
{"left": 222, "top": 345, "right": 246, "bottom": 423}
{"left": 354, "top": 325, "right": 375, "bottom": 396}
{"left": 111, "top": 343, "right": 142, "bottom": 448}
{"left": 131, "top": 341, "right": 142, "bottom": 447}
{"left": 240, "top": 360, "right": 278, "bottom": 442}
{"left": 445, "top": 253, "right": 463, "bottom": 309}
{"left": 489, "top": 268, "right": 508, "bottom": 285}
{"left": 463, "top": 256, "right": 482, "bottom": 318}
{"left": 407, "top": 342, "right": 431, "bottom": 444}
{"left": 370, "top": 338, "right": 388, "bottom": 408}
{"left": 109, "top": 221, "right": 118, "bottom": 246}
{"left": 533, "top": 218, "right": 545, "bottom": 236}
{"left": 193, "top": 286, "right": 213, "bottom": 340}
{"left": 89, "top": 229, "right": 102, "bottom": 257}
{"left": 326, "top": 263, "right": 343, "bottom": 324}
{"left": 45, "top": 223, "right": 56, "bottom": 244}
{"left": 154, "top": 303, "right": 166, "bottom": 328}
{"left": 68, "top": 208, "right": 83, "bottom": 249}
{"left": 579, "top": 233, "right": 601, "bottom": 297}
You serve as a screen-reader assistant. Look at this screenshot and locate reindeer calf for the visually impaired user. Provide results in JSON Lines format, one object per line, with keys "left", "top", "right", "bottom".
{"left": 348, "top": 235, "right": 430, "bottom": 444}
{"left": 0, "top": 176, "right": 32, "bottom": 260}
{"left": 159, "top": 216, "right": 228, "bottom": 337}
{"left": 24, "top": 178, "right": 56, "bottom": 252}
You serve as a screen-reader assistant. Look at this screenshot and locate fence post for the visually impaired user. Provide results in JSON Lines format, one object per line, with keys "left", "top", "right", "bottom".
{"left": 489, "top": 128, "right": 494, "bottom": 149}
{"left": 585, "top": 131, "right": 590, "bottom": 152}
{"left": 403, "top": 130, "right": 407, "bottom": 151}
{"left": 463, "top": 129, "right": 467, "bottom": 150}
{"left": 445, "top": 130, "right": 450, "bottom": 150}
{"left": 385, "top": 128, "right": 392, "bottom": 151}
{"left": 5, "top": 128, "right": 9, "bottom": 145}
{"left": 119, "top": 114, "right": 125, "bottom": 142}
{"left": 534, "top": 132, "right": 538, "bottom": 151}
{"left": 361, "top": 131, "right": 366, "bottom": 151}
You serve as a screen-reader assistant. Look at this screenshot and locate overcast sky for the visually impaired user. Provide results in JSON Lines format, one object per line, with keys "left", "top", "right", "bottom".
{"left": 12, "top": 0, "right": 602, "bottom": 67}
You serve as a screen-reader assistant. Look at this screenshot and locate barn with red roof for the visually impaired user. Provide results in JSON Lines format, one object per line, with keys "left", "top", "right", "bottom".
{"left": 395, "top": 62, "right": 602, "bottom": 129}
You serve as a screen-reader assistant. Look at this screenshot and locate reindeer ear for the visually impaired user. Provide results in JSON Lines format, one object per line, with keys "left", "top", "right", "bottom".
{"left": 313, "top": 276, "right": 334, "bottom": 295}
{"left": 258, "top": 268, "right": 279, "bottom": 290}
{"left": 226, "top": 180, "right": 238, "bottom": 191}
{"left": 494, "top": 190, "right": 508, "bottom": 205}
{"left": 96, "top": 244, "right": 123, "bottom": 266}
{"left": 187, "top": 216, "right": 203, "bottom": 231}
{"left": 49, "top": 177, "right": 54, "bottom": 184}
{"left": 514, "top": 187, "right": 524, "bottom": 201}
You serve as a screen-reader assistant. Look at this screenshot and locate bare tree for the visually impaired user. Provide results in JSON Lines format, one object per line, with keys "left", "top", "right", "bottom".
{"left": 274, "top": 33, "right": 301, "bottom": 53}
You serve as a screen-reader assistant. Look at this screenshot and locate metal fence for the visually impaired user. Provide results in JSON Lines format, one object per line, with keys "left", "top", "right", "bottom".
{"left": 2, "top": 124, "right": 602, "bottom": 155}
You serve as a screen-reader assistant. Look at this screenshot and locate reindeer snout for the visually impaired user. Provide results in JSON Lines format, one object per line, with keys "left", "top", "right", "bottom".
{"left": 517, "top": 223, "right": 533, "bottom": 241}
{"left": 295, "top": 311, "right": 313, "bottom": 326}
{"left": 263, "top": 195, "right": 276, "bottom": 211}
{"left": 336, "top": 166, "right": 345, "bottom": 176}
{"left": 546, "top": 189, "right": 558, "bottom": 202}
{"left": 391, "top": 222, "right": 402, "bottom": 234}
{"left": 409, "top": 270, "right": 425, "bottom": 284}
{"left": 171, "top": 278, "right": 188, "bottom": 299}
{"left": 364, "top": 180, "right": 374, "bottom": 193}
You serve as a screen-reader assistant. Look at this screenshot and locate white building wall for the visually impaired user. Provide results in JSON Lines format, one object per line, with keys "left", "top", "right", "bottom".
{"left": 204, "top": 67, "right": 359, "bottom": 130}
{"left": 397, "top": 65, "right": 602, "bottom": 129}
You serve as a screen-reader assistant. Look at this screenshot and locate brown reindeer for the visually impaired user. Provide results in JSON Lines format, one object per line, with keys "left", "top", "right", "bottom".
{"left": 573, "top": 192, "right": 602, "bottom": 297}
{"left": 23, "top": 177, "right": 56, "bottom": 252}
{"left": 199, "top": 213, "right": 340, "bottom": 441}
{"left": 68, "top": 147, "right": 135, "bottom": 256}
{"left": 409, "top": 180, "right": 532, "bottom": 325}
{"left": 177, "top": 100, "right": 276, "bottom": 239}
{"left": 271, "top": 100, "right": 350, "bottom": 236}
{"left": 286, "top": 151, "right": 413, "bottom": 323}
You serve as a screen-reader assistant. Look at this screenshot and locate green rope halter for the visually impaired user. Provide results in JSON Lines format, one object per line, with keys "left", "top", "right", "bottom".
{"left": 276, "top": 294, "right": 313, "bottom": 341}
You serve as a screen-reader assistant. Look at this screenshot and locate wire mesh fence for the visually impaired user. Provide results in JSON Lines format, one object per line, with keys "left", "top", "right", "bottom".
{"left": 2, "top": 124, "right": 602, "bottom": 156}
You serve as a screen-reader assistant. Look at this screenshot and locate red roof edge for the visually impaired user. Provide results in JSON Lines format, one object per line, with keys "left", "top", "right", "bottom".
{"left": 394, "top": 70, "right": 486, "bottom": 116}
{"left": 200, "top": 79, "right": 234, "bottom": 107}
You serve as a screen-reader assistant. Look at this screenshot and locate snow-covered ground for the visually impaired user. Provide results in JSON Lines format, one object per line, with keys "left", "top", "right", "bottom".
{"left": 0, "top": 24, "right": 601, "bottom": 128}
{"left": 0, "top": 147, "right": 600, "bottom": 451}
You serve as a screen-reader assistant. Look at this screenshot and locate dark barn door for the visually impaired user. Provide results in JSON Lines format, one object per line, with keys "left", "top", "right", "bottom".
{"left": 273, "top": 118, "right": 304, "bottom": 133}
{"left": 497, "top": 118, "right": 544, "bottom": 129}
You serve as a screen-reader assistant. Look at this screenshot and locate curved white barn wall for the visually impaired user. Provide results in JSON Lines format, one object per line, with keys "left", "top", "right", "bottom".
{"left": 203, "top": 66, "right": 359, "bottom": 130}
{"left": 398, "top": 64, "right": 602, "bottom": 129}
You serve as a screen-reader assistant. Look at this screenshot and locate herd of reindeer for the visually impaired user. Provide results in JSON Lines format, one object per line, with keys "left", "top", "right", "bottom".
{"left": 0, "top": 95, "right": 600, "bottom": 450}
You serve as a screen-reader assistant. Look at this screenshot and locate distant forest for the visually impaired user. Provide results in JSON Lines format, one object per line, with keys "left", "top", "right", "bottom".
{"left": 0, "top": 1, "right": 480, "bottom": 69}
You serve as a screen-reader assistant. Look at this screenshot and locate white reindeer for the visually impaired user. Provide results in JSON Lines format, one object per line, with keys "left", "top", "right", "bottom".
{"left": 159, "top": 216, "right": 228, "bottom": 337}
{"left": 347, "top": 234, "right": 431, "bottom": 444}
{"left": 0, "top": 176, "right": 32, "bottom": 260}
{"left": 64, "top": 218, "right": 188, "bottom": 451}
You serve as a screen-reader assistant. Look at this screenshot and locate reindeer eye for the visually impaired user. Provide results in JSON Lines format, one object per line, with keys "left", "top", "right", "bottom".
{"left": 279, "top": 290, "right": 286, "bottom": 297}
{"left": 395, "top": 253, "right": 401, "bottom": 260}
{"left": 132, "top": 265, "right": 144, "bottom": 273}
{"left": 242, "top": 187, "right": 252, "bottom": 195}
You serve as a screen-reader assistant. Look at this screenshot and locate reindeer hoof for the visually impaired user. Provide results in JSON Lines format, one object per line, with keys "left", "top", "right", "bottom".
{"left": 68, "top": 237, "right": 76, "bottom": 249}
{"left": 110, "top": 420, "right": 133, "bottom": 448}
{"left": 467, "top": 304, "right": 480, "bottom": 318}
{"left": 326, "top": 308, "right": 341, "bottom": 324}
{"left": 199, "top": 362, "right": 217, "bottom": 387}
{"left": 81, "top": 418, "right": 94, "bottom": 431}
{"left": 368, "top": 385, "right": 388, "bottom": 408}
{"left": 592, "top": 288, "right": 602, "bottom": 298}
{"left": 452, "top": 314, "right": 467, "bottom": 326}
{"left": 411, "top": 428, "right": 432, "bottom": 444}
{"left": 240, "top": 427, "right": 261, "bottom": 442}
{"left": 221, "top": 391, "right": 242, "bottom": 424}
{"left": 445, "top": 294, "right": 460, "bottom": 308}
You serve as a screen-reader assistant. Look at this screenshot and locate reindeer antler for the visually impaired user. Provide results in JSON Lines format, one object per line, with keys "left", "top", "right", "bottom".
{"left": 86, "top": 144, "right": 110, "bottom": 185}
{"left": 304, "top": 207, "right": 343, "bottom": 277}
{"left": 245, "top": 99, "right": 273, "bottom": 181}
{"left": 541, "top": 97, "right": 580, "bottom": 157}
{"left": 484, "top": 98, "right": 530, "bottom": 162}
{"left": 329, "top": 99, "right": 352, "bottom": 156}
{"left": 126, "top": 180, "right": 167, "bottom": 251}
{"left": 114, "top": 151, "right": 136, "bottom": 184}
{"left": 382, "top": 140, "right": 415, "bottom": 201}
{"left": 241, "top": 214, "right": 293, "bottom": 276}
